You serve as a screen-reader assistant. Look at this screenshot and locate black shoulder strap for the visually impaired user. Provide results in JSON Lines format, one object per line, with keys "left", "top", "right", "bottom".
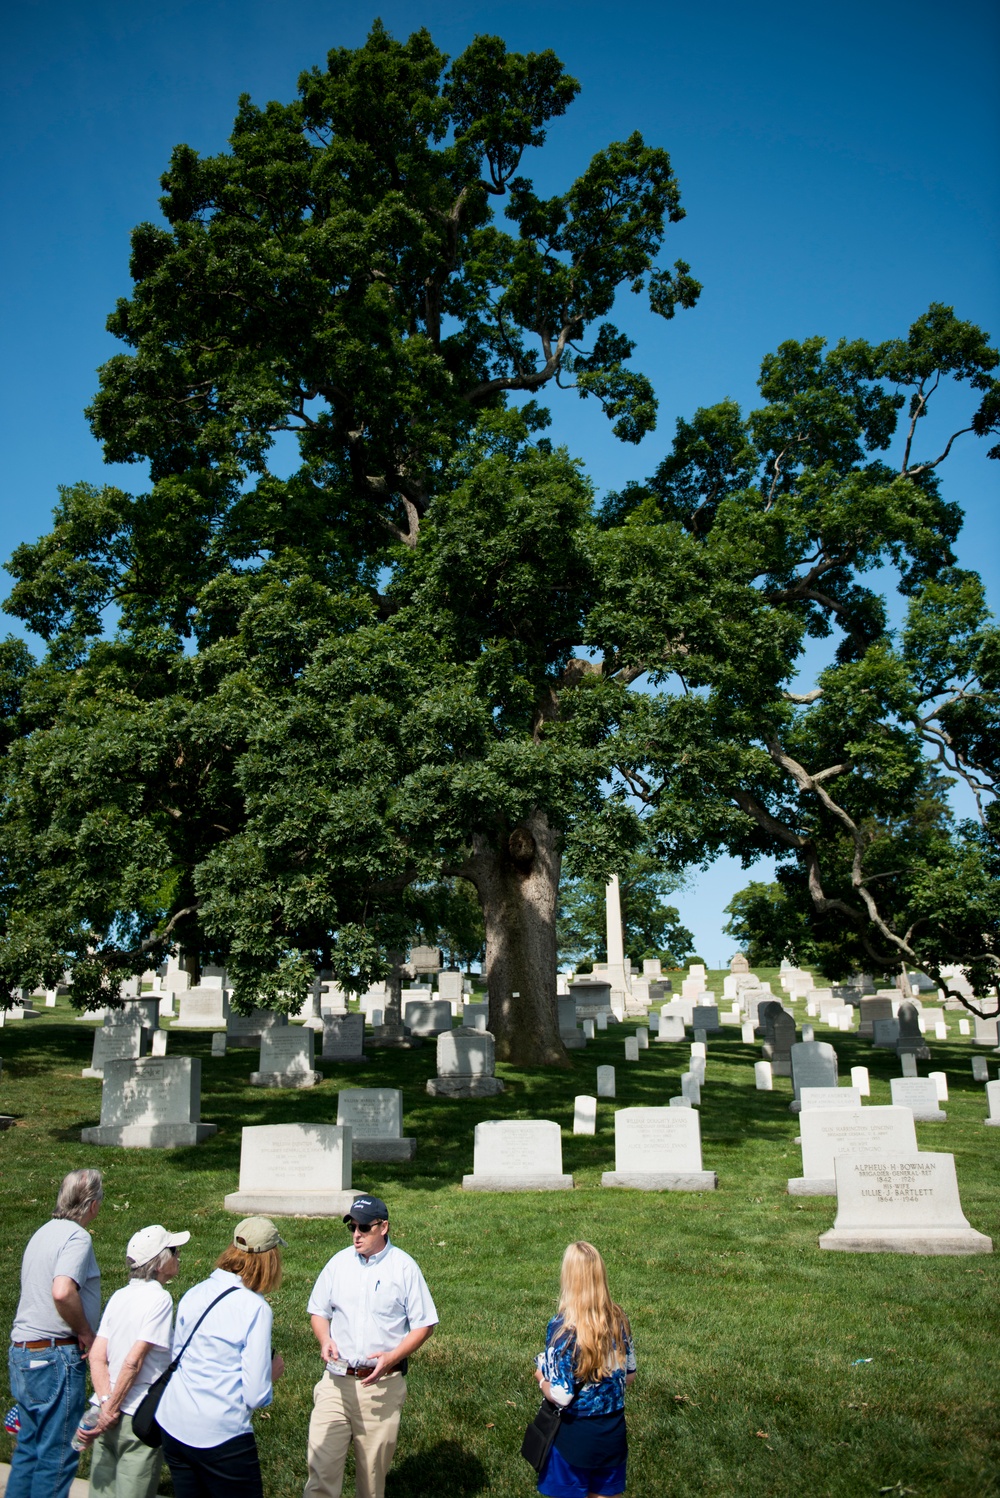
{"left": 169, "top": 1285, "right": 239, "bottom": 1372}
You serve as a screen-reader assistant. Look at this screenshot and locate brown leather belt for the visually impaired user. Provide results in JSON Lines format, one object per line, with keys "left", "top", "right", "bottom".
{"left": 12, "top": 1337, "right": 78, "bottom": 1349}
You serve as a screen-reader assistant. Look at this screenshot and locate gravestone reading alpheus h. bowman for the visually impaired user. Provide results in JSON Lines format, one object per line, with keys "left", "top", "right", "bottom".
{"left": 224, "top": 1123, "right": 355, "bottom": 1216}
{"left": 788, "top": 1104, "right": 917, "bottom": 1196}
{"left": 601, "top": 1107, "right": 716, "bottom": 1191}
{"left": 819, "top": 1154, "right": 992, "bottom": 1254}
{"left": 337, "top": 1088, "right": 415, "bottom": 1161}
{"left": 426, "top": 1027, "right": 504, "bottom": 1097}
{"left": 462, "top": 1120, "right": 573, "bottom": 1191}
{"left": 81, "top": 1057, "right": 217, "bottom": 1148}
{"left": 250, "top": 1028, "right": 321, "bottom": 1089}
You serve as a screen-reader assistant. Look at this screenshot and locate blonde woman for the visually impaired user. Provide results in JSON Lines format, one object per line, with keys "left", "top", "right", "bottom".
{"left": 532, "top": 1242, "right": 636, "bottom": 1498}
{"left": 156, "top": 1218, "right": 286, "bottom": 1498}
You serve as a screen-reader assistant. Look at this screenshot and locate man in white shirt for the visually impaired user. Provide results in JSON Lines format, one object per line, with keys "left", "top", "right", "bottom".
{"left": 304, "top": 1195, "right": 438, "bottom": 1498}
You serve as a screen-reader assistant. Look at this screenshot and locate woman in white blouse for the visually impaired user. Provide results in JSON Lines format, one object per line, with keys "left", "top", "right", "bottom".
{"left": 156, "top": 1217, "right": 285, "bottom": 1498}
{"left": 85, "top": 1222, "right": 190, "bottom": 1498}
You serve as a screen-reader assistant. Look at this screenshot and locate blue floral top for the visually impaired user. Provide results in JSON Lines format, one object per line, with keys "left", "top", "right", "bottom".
{"left": 542, "top": 1314, "right": 636, "bottom": 1416}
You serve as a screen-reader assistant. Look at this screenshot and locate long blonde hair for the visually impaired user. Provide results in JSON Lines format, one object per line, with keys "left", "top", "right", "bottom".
{"left": 555, "top": 1242, "right": 630, "bottom": 1383}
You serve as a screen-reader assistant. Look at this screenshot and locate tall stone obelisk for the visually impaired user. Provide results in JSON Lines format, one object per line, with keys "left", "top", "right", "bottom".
{"left": 605, "top": 874, "right": 629, "bottom": 1020}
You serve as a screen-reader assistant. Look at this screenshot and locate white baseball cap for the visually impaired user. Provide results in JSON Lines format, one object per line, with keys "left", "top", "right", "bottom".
{"left": 126, "top": 1224, "right": 191, "bottom": 1267}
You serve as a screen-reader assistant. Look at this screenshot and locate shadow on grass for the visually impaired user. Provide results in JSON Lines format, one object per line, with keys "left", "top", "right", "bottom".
{"left": 386, "top": 1440, "right": 487, "bottom": 1496}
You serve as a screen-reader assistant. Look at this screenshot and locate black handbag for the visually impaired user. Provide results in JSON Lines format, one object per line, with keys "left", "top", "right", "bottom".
{"left": 132, "top": 1286, "right": 239, "bottom": 1448}
{"left": 520, "top": 1398, "right": 563, "bottom": 1473}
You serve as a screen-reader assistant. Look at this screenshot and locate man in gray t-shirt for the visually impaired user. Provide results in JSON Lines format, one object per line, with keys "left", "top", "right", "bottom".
{"left": 7, "top": 1168, "right": 103, "bottom": 1498}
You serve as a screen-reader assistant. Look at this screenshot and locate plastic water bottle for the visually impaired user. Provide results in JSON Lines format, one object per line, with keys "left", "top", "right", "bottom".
{"left": 71, "top": 1406, "right": 102, "bottom": 1452}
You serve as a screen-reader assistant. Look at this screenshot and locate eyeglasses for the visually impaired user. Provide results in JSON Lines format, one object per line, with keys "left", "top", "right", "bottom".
{"left": 347, "top": 1220, "right": 384, "bottom": 1234}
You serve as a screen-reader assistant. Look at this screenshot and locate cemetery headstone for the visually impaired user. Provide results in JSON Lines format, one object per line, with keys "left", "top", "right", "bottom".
{"left": 788, "top": 1104, "right": 918, "bottom": 1195}
{"left": 462, "top": 1120, "right": 573, "bottom": 1191}
{"left": 81, "top": 1057, "right": 217, "bottom": 1148}
{"left": 150, "top": 1031, "right": 167, "bottom": 1058}
{"left": 754, "top": 1061, "right": 773, "bottom": 1090}
{"left": 657, "top": 1014, "right": 685, "bottom": 1042}
{"left": 971, "top": 1056, "right": 989, "bottom": 1082}
{"left": 819, "top": 1153, "right": 992, "bottom": 1254}
{"left": 624, "top": 1037, "right": 639, "bottom": 1062}
{"left": 211, "top": 1032, "right": 226, "bottom": 1057}
{"left": 321, "top": 1013, "right": 366, "bottom": 1063}
{"left": 928, "top": 1071, "right": 948, "bottom": 1102}
{"left": 985, "top": 1079, "right": 1000, "bottom": 1126}
{"left": 337, "top": 1088, "right": 415, "bottom": 1161}
{"left": 763, "top": 1008, "right": 796, "bottom": 1076}
{"left": 691, "top": 1004, "right": 719, "bottom": 1034}
{"left": 596, "top": 1013, "right": 608, "bottom": 1032}
{"left": 890, "top": 1077, "right": 947, "bottom": 1121}
{"left": 227, "top": 1008, "right": 288, "bottom": 1050}
{"left": 901, "top": 1054, "right": 918, "bottom": 1078}
{"left": 636, "top": 1026, "right": 649, "bottom": 1050}
{"left": 403, "top": 1000, "right": 454, "bottom": 1037}
{"left": 851, "top": 1065, "right": 871, "bottom": 1096}
{"left": 463, "top": 1002, "right": 489, "bottom": 1031}
{"left": 573, "top": 1095, "right": 597, "bottom": 1136}
{"left": 582, "top": 1019, "right": 595, "bottom": 1040}
{"left": 873, "top": 1018, "right": 901, "bottom": 1049}
{"left": 597, "top": 1065, "right": 615, "bottom": 1098}
{"left": 601, "top": 1107, "right": 717, "bottom": 1191}
{"left": 669, "top": 1095, "right": 692, "bottom": 1108}
{"left": 437, "top": 971, "right": 464, "bottom": 1002}
{"left": 789, "top": 1041, "right": 839, "bottom": 1113}
{"left": 558, "top": 997, "right": 585, "bottom": 1050}
{"left": 250, "top": 1028, "right": 321, "bottom": 1089}
{"left": 83, "top": 1024, "right": 147, "bottom": 1079}
{"left": 741, "top": 1021, "right": 755, "bottom": 1044}
{"left": 224, "top": 1123, "right": 354, "bottom": 1215}
{"left": 800, "top": 1086, "right": 861, "bottom": 1110}
{"left": 974, "top": 1016, "right": 999, "bottom": 1046}
{"left": 681, "top": 1072, "right": 701, "bottom": 1105}
{"left": 896, "top": 1001, "right": 931, "bottom": 1060}
{"left": 426, "top": 1027, "right": 504, "bottom": 1098}
{"left": 859, "top": 996, "right": 894, "bottom": 1039}
{"left": 958, "top": 1018, "right": 971, "bottom": 1036}
{"left": 176, "top": 987, "right": 230, "bottom": 1029}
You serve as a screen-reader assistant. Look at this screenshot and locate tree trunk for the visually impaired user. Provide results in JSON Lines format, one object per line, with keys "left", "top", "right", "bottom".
{"left": 464, "top": 809, "right": 568, "bottom": 1067}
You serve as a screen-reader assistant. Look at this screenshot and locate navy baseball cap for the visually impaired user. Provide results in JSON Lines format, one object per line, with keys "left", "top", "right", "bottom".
{"left": 343, "top": 1195, "right": 389, "bottom": 1225}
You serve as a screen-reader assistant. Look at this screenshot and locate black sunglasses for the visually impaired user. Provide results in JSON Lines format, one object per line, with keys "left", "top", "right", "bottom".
{"left": 346, "top": 1220, "right": 384, "bottom": 1233}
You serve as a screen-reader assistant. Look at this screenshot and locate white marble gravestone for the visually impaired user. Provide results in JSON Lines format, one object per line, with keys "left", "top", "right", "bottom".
{"left": 669, "top": 1095, "right": 692, "bottom": 1108}
{"left": 928, "top": 1071, "right": 948, "bottom": 1102}
{"left": 596, "top": 1013, "right": 608, "bottom": 1032}
{"left": 985, "top": 1080, "right": 1000, "bottom": 1126}
{"left": 82, "top": 1057, "right": 217, "bottom": 1148}
{"left": 437, "top": 972, "right": 464, "bottom": 1002}
{"left": 958, "top": 1018, "right": 971, "bottom": 1036}
{"left": 788, "top": 1105, "right": 916, "bottom": 1195}
{"left": 624, "top": 1037, "right": 639, "bottom": 1062}
{"left": 901, "top": 1054, "right": 918, "bottom": 1078}
{"left": 322, "top": 1013, "right": 366, "bottom": 1062}
{"left": 176, "top": 987, "right": 230, "bottom": 1029}
{"left": 799, "top": 1086, "right": 862, "bottom": 1111}
{"left": 582, "top": 1019, "right": 595, "bottom": 1041}
{"left": 337, "top": 1088, "right": 415, "bottom": 1161}
{"left": 636, "top": 1026, "right": 649, "bottom": 1050}
{"left": 150, "top": 1030, "right": 167, "bottom": 1058}
{"left": 227, "top": 1009, "right": 287, "bottom": 1050}
{"left": 974, "top": 1016, "right": 999, "bottom": 1045}
{"left": 224, "top": 1123, "right": 354, "bottom": 1215}
{"left": 250, "top": 1027, "right": 320, "bottom": 1089}
{"left": 601, "top": 1106, "right": 716, "bottom": 1191}
{"left": 573, "top": 1095, "right": 597, "bottom": 1135}
{"left": 462, "top": 1120, "right": 573, "bottom": 1191}
{"left": 890, "top": 1077, "right": 947, "bottom": 1121}
{"left": 851, "top": 1065, "right": 871, "bottom": 1096}
{"left": 83, "top": 1024, "right": 147, "bottom": 1078}
{"left": 873, "top": 1018, "right": 901, "bottom": 1049}
{"left": 426, "top": 1027, "right": 504, "bottom": 1097}
{"left": 754, "top": 1060, "right": 774, "bottom": 1090}
{"left": 741, "top": 1021, "right": 755, "bottom": 1044}
{"left": 819, "top": 1154, "right": 992, "bottom": 1254}
{"left": 972, "top": 1056, "right": 989, "bottom": 1082}
{"left": 597, "top": 1065, "right": 615, "bottom": 1098}
{"left": 681, "top": 1072, "right": 701, "bottom": 1105}
{"left": 789, "top": 1041, "right": 839, "bottom": 1113}
{"left": 657, "top": 1014, "right": 685, "bottom": 1042}
{"left": 404, "top": 1000, "right": 453, "bottom": 1037}
{"left": 688, "top": 1056, "right": 706, "bottom": 1084}
{"left": 463, "top": 1002, "right": 489, "bottom": 1031}
{"left": 211, "top": 1032, "right": 226, "bottom": 1057}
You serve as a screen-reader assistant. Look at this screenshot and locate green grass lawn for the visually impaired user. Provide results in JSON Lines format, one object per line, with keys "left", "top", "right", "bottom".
{"left": 1, "top": 975, "right": 998, "bottom": 1497}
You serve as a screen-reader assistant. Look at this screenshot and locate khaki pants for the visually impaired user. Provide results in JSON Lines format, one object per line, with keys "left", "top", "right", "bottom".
{"left": 89, "top": 1413, "right": 164, "bottom": 1498}
{"left": 304, "top": 1371, "right": 407, "bottom": 1498}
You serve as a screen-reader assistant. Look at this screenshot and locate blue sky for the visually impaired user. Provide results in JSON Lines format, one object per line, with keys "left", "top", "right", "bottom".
{"left": 2, "top": 0, "right": 997, "bottom": 961}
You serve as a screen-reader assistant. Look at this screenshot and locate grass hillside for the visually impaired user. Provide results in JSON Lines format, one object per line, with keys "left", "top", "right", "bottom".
{"left": 1, "top": 975, "right": 998, "bottom": 1497}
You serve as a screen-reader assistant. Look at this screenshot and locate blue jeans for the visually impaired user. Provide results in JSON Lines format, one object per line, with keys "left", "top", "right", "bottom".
{"left": 6, "top": 1342, "right": 87, "bottom": 1498}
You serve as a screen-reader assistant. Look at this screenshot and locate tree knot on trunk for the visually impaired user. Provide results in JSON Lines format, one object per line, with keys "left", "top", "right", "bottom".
{"left": 506, "top": 826, "right": 537, "bottom": 873}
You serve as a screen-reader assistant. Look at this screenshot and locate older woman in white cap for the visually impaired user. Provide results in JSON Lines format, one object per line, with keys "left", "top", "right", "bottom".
{"left": 156, "top": 1216, "right": 286, "bottom": 1498}
{"left": 84, "top": 1222, "right": 189, "bottom": 1498}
